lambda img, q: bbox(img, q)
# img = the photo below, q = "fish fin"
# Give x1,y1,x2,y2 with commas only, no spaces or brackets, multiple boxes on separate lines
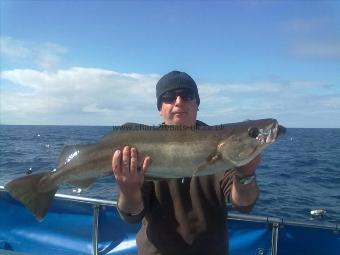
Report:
67,177,97,189
101,123,151,142
5,172,58,221
58,144,92,167
194,153,222,176
115,122,154,131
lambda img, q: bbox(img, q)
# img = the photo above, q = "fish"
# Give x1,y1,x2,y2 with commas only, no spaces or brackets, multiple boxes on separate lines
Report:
5,118,285,220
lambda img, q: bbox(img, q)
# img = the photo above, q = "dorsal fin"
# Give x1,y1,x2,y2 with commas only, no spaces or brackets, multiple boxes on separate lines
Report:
100,123,152,142
121,122,151,130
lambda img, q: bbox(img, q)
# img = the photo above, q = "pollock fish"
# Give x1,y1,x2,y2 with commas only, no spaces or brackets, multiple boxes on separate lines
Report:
5,118,285,220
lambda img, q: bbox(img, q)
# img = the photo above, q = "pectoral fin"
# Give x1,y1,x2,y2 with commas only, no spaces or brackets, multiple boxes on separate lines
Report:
194,153,222,176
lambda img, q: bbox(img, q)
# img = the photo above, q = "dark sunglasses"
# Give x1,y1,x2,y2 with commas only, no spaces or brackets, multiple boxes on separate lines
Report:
161,90,195,104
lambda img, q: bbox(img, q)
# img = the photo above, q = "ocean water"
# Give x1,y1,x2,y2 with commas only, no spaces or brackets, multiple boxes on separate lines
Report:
0,125,339,224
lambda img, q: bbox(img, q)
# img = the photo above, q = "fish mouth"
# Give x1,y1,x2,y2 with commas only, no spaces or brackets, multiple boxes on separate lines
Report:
242,122,282,160
253,121,285,145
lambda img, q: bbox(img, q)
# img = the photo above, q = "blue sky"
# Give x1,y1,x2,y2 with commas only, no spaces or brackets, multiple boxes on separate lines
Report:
1,0,339,127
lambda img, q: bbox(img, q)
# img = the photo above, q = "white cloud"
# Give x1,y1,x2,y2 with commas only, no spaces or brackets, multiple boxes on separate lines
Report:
290,41,340,59
0,36,67,69
0,68,161,125
285,17,329,34
1,67,339,127
283,16,340,59
0,37,31,59
317,95,340,109
36,42,67,69
82,103,111,113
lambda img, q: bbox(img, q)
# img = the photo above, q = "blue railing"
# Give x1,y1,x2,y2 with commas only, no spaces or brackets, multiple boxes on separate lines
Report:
0,186,339,255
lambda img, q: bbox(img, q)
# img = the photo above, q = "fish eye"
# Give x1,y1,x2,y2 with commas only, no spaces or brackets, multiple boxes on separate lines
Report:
248,127,259,138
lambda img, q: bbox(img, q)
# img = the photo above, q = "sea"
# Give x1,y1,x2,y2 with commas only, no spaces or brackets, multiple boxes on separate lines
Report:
0,125,339,224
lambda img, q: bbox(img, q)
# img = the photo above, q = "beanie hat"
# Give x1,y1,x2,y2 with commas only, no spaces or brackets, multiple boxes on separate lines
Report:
156,70,200,110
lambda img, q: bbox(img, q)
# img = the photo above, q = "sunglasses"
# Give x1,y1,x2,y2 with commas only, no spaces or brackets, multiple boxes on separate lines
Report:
161,90,195,104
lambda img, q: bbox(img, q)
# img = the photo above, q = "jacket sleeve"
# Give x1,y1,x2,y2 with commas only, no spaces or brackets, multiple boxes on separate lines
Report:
219,168,236,202
117,207,145,224
117,181,154,224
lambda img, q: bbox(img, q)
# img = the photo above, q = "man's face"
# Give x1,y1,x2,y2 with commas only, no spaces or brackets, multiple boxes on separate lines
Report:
159,89,198,127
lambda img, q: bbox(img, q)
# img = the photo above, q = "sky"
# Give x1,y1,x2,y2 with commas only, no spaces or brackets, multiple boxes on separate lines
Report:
0,0,339,128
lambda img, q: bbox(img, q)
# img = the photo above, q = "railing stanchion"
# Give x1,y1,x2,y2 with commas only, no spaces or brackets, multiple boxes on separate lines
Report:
271,223,279,255
92,204,100,255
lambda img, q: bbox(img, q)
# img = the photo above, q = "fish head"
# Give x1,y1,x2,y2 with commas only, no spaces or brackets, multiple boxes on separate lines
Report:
217,119,285,166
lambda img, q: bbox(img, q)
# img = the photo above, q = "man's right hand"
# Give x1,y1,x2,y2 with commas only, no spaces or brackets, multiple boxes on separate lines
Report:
112,146,151,214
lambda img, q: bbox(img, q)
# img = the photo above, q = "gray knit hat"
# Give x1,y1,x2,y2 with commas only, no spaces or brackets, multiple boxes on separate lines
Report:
156,70,200,110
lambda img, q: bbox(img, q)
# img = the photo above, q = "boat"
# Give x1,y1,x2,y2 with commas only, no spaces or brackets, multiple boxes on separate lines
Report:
0,186,339,255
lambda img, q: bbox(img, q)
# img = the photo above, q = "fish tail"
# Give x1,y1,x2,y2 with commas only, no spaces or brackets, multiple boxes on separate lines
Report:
5,172,58,221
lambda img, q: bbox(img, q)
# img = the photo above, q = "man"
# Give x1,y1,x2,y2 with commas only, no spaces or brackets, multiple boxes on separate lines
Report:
112,71,260,255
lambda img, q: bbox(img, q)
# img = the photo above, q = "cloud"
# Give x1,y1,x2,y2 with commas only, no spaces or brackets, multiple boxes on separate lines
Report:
285,17,329,34
0,37,31,59
1,67,339,127
283,17,340,59
0,36,67,69
290,41,340,59
317,94,340,109
0,68,161,125
198,78,340,126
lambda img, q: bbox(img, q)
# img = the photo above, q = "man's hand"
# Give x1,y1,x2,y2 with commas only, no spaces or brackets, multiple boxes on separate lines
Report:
112,146,151,214
112,146,151,195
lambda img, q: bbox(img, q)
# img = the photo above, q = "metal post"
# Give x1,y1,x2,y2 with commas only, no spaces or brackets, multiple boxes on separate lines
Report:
92,204,100,255
271,223,279,255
